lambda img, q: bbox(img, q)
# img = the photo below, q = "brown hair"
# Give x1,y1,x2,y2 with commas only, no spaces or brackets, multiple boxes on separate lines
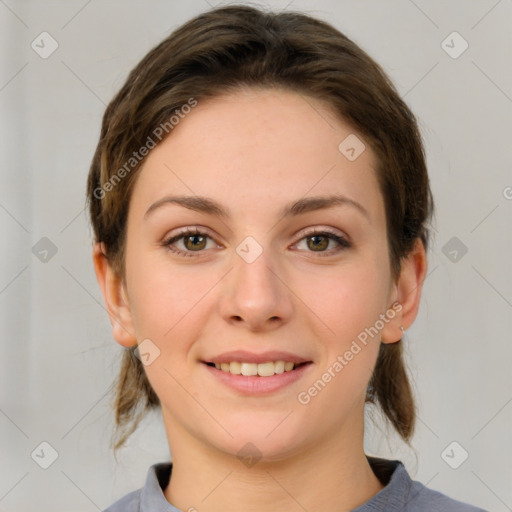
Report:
87,4,433,451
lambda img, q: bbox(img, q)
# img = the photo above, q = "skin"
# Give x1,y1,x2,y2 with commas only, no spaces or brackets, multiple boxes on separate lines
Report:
94,87,427,512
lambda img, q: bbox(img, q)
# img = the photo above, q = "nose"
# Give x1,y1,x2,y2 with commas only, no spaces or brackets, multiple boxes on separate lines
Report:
218,244,294,332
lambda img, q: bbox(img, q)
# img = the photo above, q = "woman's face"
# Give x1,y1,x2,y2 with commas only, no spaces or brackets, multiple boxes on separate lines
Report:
119,87,402,460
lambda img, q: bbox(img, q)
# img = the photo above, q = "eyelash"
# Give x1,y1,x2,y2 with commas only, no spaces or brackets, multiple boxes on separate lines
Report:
162,227,351,258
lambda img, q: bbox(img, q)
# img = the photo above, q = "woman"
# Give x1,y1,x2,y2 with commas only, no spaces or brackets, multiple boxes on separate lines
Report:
88,4,486,511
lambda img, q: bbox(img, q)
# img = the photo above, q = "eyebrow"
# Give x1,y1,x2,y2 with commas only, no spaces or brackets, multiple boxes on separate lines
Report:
144,194,370,222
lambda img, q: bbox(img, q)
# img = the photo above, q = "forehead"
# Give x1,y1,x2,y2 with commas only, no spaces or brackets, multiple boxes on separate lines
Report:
129,87,384,223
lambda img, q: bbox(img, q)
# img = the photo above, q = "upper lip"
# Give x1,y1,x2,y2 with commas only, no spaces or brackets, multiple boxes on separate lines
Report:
203,350,311,365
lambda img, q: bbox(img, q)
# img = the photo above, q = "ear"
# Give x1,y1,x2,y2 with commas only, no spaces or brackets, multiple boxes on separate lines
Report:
381,238,428,344
92,242,137,348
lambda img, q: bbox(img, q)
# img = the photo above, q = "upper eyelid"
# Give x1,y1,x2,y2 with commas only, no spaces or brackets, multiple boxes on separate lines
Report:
164,226,349,248
165,225,346,239
164,226,219,244
300,226,347,238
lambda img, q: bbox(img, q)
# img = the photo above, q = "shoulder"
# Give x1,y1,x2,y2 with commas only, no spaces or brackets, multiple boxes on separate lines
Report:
406,480,486,512
101,462,173,512
405,479,488,511
102,488,141,512
365,456,488,512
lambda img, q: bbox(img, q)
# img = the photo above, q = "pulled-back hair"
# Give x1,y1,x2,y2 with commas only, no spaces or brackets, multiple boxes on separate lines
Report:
87,4,433,451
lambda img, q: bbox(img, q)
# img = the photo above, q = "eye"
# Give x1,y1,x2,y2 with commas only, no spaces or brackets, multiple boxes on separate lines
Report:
294,228,351,255
162,227,351,258
162,228,217,257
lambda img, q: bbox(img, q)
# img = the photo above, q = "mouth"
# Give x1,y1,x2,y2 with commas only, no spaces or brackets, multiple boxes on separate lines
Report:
204,360,310,377
201,350,313,394
201,354,313,395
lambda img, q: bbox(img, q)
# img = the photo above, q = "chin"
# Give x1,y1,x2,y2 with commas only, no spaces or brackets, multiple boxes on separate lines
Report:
209,413,310,462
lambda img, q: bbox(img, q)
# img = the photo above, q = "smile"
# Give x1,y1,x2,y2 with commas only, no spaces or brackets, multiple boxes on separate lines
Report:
206,360,303,377
203,360,313,395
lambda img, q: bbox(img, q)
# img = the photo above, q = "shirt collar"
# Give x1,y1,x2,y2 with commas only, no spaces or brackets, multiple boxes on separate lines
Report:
352,456,411,511
140,456,410,511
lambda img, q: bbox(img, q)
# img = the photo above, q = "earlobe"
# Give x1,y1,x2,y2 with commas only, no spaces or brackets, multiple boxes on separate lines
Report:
92,243,138,348
381,239,428,344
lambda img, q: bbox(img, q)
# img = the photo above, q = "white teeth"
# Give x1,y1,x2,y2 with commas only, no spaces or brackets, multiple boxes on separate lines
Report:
241,362,258,376
284,361,294,372
214,360,298,376
257,362,275,377
274,361,285,374
229,361,242,375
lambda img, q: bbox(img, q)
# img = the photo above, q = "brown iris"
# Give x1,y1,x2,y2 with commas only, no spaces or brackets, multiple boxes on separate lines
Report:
307,234,329,251
184,234,207,251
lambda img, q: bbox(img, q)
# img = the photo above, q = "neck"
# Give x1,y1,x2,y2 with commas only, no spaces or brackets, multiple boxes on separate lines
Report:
163,416,384,512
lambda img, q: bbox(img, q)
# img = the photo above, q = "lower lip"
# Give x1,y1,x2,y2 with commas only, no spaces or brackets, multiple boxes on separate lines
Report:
203,362,313,395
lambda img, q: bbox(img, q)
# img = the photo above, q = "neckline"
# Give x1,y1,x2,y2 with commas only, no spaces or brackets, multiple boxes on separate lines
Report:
142,456,409,511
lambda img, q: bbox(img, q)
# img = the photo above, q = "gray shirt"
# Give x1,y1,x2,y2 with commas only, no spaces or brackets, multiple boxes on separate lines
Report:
103,456,488,511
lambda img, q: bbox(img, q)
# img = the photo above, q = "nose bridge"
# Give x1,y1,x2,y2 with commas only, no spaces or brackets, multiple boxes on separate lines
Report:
221,234,292,327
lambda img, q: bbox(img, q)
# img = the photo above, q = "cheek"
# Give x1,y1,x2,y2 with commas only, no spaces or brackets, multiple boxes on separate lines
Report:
125,252,220,365
126,247,194,334
309,259,390,342
296,263,386,418
125,262,212,394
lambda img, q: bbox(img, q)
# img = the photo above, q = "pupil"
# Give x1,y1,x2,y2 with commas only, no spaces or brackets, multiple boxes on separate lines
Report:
187,235,205,250
309,235,327,251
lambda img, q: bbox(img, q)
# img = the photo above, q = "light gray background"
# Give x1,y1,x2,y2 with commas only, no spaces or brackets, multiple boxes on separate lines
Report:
1,1,511,511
